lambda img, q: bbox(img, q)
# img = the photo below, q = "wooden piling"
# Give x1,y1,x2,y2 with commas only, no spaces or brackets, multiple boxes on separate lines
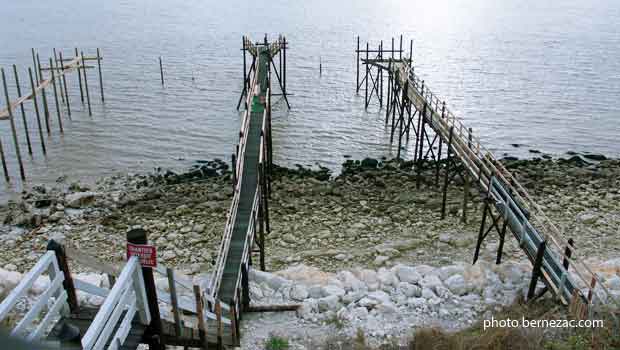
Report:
58,51,71,116
31,49,39,84
527,240,547,300
36,53,51,133
2,68,26,180
356,36,360,93
473,198,489,264
159,57,165,86
81,51,92,116
441,127,454,219
13,65,33,155
0,137,9,182
242,36,247,90
96,48,104,102
283,36,287,95
496,220,508,264
416,103,427,189
399,34,403,60
74,48,84,103
230,300,239,346
28,68,46,155
49,58,63,133
364,42,369,109
126,228,163,350
53,49,66,104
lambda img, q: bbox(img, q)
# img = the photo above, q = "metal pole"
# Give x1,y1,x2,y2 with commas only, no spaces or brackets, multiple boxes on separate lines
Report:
81,51,92,116
13,65,32,155
49,58,63,133
2,68,26,180
96,48,104,102
28,68,46,155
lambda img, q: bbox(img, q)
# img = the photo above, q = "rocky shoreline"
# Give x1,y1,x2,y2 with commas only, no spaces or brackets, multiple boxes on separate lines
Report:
1,153,619,347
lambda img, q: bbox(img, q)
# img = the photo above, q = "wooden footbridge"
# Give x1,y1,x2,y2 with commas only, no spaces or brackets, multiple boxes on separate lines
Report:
0,35,287,349
357,35,619,319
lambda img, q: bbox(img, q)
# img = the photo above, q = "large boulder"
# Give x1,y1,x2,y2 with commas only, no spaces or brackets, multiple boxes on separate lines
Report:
317,295,340,312
392,265,422,284
444,275,468,296
289,284,309,301
419,275,444,293
249,269,288,291
377,268,399,287
65,192,98,208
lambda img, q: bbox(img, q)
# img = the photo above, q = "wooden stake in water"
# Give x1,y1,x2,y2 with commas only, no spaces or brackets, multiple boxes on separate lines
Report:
13,65,32,155
96,48,104,102
31,48,39,84
36,53,51,133
49,58,63,133
28,68,46,155
58,51,71,117
54,49,66,104
2,68,26,180
159,56,164,86
81,51,92,116
75,48,84,103
0,135,8,182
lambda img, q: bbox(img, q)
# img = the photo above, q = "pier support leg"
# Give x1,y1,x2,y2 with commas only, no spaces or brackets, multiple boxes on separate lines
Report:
13,65,33,155
496,220,508,264
58,52,71,117
2,68,26,180
473,198,489,264
441,127,454,219
49,59,63,133
416,103,426,189
527,240,547,301
97,48,104,102
75,48,84,103
81,51,92,116
28,68,46,155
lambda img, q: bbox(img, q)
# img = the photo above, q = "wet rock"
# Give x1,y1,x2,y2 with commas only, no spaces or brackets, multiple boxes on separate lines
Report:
65,192,97,208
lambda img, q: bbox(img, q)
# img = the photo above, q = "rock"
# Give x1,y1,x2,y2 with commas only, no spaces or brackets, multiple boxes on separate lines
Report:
374,255,390,266
444,275,468,296
605,276,620,290
250,269,288,291
323,285,346,298
162,251,176,260
308,285,325,299
290,284,309,301
356,269,379,289
367,290,391,305
360,158,379,168
48,211,65,222
419,275,443,293
298,299,318,319
349,306,369,320
337,271,366,291
583,154,607,161
375,301,398,314
398,282,421,298
421,287,438,300
413,265,435,277
317,295,340,312
578,213,598,225
393,265,422,284
4,263,18,272
65,192,98,208
377,268,398,287
438,265,465,281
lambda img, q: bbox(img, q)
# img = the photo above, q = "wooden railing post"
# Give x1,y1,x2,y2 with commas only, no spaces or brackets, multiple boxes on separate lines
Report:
193,285,209,349
127,228,164,350
166,268,182,338
215,300,223,350
46,240,79,314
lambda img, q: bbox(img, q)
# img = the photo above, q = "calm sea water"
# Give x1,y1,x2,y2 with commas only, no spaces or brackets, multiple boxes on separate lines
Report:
1,0,619,201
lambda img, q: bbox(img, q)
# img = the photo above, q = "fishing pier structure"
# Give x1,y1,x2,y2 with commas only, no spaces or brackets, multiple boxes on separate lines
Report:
0,35,287,349
356,35,619,319
0,48,105,182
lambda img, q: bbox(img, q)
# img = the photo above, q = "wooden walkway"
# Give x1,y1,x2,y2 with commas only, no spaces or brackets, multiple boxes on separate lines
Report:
359,46,619,318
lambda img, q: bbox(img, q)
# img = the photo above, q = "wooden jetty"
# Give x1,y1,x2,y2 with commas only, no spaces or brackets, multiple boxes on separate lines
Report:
356,35,620,320
0,35,288,349
0,48,104,182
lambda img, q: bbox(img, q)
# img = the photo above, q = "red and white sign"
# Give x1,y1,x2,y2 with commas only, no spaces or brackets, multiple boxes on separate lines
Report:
126,243,157,268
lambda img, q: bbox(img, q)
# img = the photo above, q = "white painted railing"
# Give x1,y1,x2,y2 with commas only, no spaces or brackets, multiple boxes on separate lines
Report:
0,251,69,342
81,256,151,350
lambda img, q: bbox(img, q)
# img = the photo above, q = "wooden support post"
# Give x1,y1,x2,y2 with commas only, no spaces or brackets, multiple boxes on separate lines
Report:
283,36,287,95
232,152,237,190
0,135,8,182
230,299,239,346
435,138,442,188
28,68,46,155
193,285,209,350
563,238,575,270
81,51,92,116
159,57,165,86
47,240,79,313
399,34,403,59
75,48,84,103
356,36,360,93
473,199,489,264
127,228,163,350
242,36,247,90
496,220,508,264
241,264,250,311
58,51,71,117
31,49,39,84
53,49,65,104
409,39,413,65
528,240,547,300
13,65,33,155
96,48,104,102
440,127,454,219
364,42,369,109
385,61,392,124
396,80,408,160
416,103,427,189
166,268,182,338
379,41,383,107
49,58,63,133
215,300,223,350
462,128,473,223
2,68,26,180
36,54,51,134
